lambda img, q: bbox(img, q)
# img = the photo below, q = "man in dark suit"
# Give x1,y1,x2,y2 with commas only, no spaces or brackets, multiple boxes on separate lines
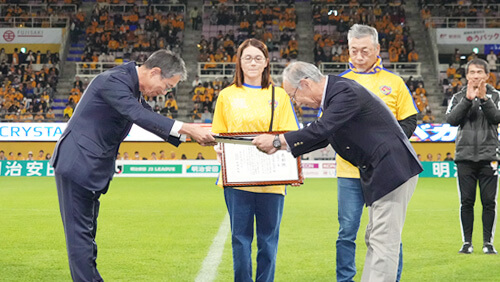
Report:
51,50,215,281
253,61,422,282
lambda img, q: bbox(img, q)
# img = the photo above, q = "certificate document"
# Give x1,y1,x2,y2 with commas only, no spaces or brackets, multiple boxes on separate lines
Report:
220,132,303,186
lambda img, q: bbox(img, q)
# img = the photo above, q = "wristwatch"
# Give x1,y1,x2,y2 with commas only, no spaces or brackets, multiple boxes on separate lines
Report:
273,134,281,149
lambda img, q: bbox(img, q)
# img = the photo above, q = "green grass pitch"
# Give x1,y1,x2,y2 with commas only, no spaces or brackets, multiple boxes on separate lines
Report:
1,177,499,281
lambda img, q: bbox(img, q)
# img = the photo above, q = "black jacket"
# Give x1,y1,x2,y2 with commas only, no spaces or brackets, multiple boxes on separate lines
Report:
285,75,422,206
446,84,500,162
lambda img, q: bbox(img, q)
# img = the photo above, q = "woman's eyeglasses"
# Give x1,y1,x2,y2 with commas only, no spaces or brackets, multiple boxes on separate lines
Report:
241,55,265,64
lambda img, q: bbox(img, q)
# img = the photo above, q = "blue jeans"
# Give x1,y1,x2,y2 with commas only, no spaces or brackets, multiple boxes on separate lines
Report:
224,188,285,282
336,178,403,282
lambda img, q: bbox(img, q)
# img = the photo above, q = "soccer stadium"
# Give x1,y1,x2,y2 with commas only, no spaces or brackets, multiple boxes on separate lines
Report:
1,0,500,281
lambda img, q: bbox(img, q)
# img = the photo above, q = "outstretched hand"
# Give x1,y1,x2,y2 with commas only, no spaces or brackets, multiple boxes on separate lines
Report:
179,123,217,146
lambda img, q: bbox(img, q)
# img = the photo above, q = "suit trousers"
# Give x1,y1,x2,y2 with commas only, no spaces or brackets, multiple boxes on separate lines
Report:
361,175,418,282
55,173,104,282
336,177,403,282
456,161,498,244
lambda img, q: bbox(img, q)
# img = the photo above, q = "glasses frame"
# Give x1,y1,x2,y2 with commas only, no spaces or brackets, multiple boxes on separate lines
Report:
241,55,265,64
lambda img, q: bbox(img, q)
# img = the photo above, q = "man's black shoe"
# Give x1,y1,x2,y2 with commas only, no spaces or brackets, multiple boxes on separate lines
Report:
458,242,473,254
483,243,497,255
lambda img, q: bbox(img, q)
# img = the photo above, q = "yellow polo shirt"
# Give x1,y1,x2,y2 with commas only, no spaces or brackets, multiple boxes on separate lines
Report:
212,83,299,195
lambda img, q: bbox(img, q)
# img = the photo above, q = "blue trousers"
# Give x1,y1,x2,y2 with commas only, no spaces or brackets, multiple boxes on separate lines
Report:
336,178,403,282
55,173,104,282
224,188,285,282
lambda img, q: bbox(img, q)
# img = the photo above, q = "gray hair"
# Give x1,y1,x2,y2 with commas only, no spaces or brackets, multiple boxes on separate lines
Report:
144,49,187,81
282,61,325,88
347,24,379,46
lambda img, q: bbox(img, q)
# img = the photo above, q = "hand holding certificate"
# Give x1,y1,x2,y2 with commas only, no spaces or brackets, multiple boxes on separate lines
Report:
219,132,303,186
214,135,254,145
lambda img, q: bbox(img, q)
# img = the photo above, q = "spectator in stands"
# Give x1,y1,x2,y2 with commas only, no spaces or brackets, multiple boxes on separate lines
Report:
191,75,201,89
74,77,83,92
63,103,73,120
133,151,140,160
422,109,435,124
150,152,157,160
487,70,497,87
12,48,19,66
443,88,454,107
34,112,45,122
36,150,45,161
211,38,299,282
16,152,24,160
467,52,477,62
45,108,55,120
158,150,166,160
168,151,177,160
446,64,457,80
408,49,419,62
201,106,212,123
202,96,213,113
335,24,418,282
487,50,497,72
426,153,433,162
0,48,7,64
191,103,202,120
0,150,6,160
444,152,454,161
26,151,34,161
163,94,178,118
195,152,204,160
416,83,427,96
190,7,200,30
436,153,442,162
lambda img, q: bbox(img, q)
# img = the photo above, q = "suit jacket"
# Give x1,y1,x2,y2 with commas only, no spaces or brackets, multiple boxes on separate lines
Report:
285,75,422,205
51,62,180,191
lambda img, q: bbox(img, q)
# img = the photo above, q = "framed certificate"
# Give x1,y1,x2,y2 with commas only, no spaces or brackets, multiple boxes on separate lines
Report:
220,132,303,186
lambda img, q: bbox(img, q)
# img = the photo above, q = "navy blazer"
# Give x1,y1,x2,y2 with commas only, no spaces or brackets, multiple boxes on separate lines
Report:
51,62,180,191
285,75,422,205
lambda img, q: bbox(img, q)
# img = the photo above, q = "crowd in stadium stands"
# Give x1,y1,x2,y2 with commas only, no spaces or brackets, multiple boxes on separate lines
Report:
0,3,80,27
419,1,500,28
189,76,230,122
0,47,60,121
0,149,51,161
198,2,298,73
80,2,185,70
403,75,433,123
312,1,416,65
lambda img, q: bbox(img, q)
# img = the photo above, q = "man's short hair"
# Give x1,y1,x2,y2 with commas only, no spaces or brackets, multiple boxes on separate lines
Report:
283,61,325,89
466,58,489,75
144,49,187,81
348,24,379,46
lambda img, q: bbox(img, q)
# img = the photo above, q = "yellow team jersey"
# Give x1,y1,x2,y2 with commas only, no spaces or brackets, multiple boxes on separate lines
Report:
336,57,418,178
212,83,299,195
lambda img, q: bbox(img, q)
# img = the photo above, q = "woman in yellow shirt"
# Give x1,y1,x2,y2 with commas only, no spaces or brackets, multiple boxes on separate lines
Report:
212,39,299,282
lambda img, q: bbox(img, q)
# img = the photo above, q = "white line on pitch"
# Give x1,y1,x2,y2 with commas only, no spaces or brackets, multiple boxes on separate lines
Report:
195,212,230,282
